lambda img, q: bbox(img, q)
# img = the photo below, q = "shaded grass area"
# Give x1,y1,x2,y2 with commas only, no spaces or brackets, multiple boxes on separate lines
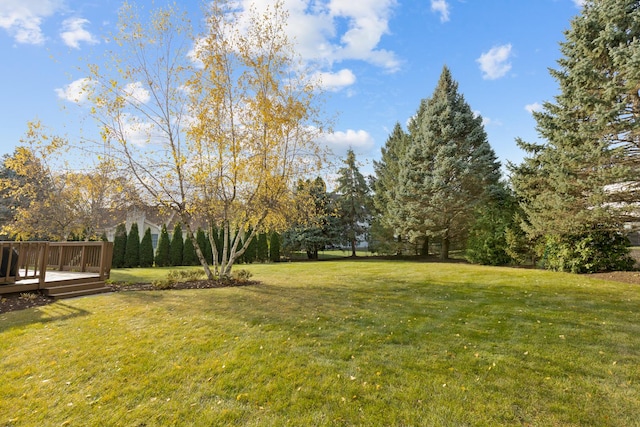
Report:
1,260,639,426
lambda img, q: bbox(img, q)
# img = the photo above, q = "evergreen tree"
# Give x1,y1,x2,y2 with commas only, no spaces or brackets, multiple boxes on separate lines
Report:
465,183,519,266
112,223,127,268
124,222,140,268
509,0,639,272
243,227,257,263
170,223,184,266
257,232,269,262
285,177,338,259
270,231,281,262
196,227,212,264
372,123,411,255
155,224,171,267
139,227,154,267
335,149,371,257
392,66,501,260
183,233,197,266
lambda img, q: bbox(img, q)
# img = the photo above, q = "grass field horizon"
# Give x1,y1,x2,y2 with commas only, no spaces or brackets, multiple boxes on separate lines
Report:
2,260,639,426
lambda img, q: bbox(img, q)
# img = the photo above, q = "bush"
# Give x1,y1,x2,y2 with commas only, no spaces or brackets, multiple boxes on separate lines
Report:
112,223,127,268
270,232,281,262
124,222,140,268
155,224,171,267
542,228,635,273
232,269,253,282
183,234,197,266
170,223,184,266
140,228,154,268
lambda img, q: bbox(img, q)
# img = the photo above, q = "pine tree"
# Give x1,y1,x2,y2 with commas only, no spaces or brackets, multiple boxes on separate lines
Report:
170,223,184,266
465,183,519,266
393,66,501,260
124,222,140,268
155,224,171,267
286,177,338,259
257,232,269,262
183,234,197,266
372,122,410,255
509,0,639,272
139,227,154,267
335,149,371,257
112,223,127,268
269,232,281,262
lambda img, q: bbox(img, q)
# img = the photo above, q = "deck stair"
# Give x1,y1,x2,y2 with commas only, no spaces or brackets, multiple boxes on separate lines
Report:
42,277,112,299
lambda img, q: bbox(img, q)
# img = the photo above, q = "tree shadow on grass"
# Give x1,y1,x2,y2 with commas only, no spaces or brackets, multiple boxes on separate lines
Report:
0,302,91,333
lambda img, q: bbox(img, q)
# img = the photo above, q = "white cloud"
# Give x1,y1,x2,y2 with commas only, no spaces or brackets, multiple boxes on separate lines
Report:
477,44,513,80
318,129,375,155
233,0,401,72
525,102,543,114
431,0,450,23
55,77,94,104
313,69,356,91
60,17,98,49
573,0,586,7
123,82,151,105
0,0,62,45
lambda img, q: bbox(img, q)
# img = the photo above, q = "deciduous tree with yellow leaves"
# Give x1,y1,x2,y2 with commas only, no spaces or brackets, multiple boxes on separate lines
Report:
86,0,328,278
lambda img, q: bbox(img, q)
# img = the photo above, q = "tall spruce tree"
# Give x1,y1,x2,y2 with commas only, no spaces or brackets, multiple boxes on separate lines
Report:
371,122,410,255
155,224,171,267
124,222,140,268
509,0,639,272
170,223,184,266
393,66,501,260
335,149,371,257
139,227,155,267
112,223,127,268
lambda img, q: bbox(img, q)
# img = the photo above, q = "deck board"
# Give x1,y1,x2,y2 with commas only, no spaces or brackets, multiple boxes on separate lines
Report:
0,271,102,294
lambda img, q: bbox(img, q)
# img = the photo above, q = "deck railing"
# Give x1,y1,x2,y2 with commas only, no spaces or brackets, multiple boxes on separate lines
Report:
0,241,113,287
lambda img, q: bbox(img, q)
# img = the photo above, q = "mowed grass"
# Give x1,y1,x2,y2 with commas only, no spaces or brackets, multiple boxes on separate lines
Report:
1,260,639,426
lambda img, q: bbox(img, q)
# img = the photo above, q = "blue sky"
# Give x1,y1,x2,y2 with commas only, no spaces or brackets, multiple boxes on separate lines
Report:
0,0,585,176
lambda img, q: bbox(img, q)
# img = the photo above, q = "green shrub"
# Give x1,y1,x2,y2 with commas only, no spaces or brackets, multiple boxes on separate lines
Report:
183,234,197,266
270,232,281,262
112,223,127,268
232,269,253,282
124,223,140,268
542,228,635,273
155,224,171,267
139,228,154,268
170,223,184,266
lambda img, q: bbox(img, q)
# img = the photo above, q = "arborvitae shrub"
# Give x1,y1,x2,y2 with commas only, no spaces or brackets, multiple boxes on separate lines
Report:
183,234,198,266
257,232,268,262
140,227,155,267
196,227,211,264
124,222,140,268
170,223,184,266
155,224,171,267
112,223,127,268
270,232,281,262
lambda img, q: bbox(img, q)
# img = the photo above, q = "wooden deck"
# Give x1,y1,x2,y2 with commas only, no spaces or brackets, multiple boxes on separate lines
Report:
0,242,114,299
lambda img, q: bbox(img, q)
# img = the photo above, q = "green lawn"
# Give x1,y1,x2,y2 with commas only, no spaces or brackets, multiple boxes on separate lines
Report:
2,260,639,426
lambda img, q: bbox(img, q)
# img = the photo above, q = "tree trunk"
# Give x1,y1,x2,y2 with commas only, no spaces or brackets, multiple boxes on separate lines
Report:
441,236,450,260
351,239,357,257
